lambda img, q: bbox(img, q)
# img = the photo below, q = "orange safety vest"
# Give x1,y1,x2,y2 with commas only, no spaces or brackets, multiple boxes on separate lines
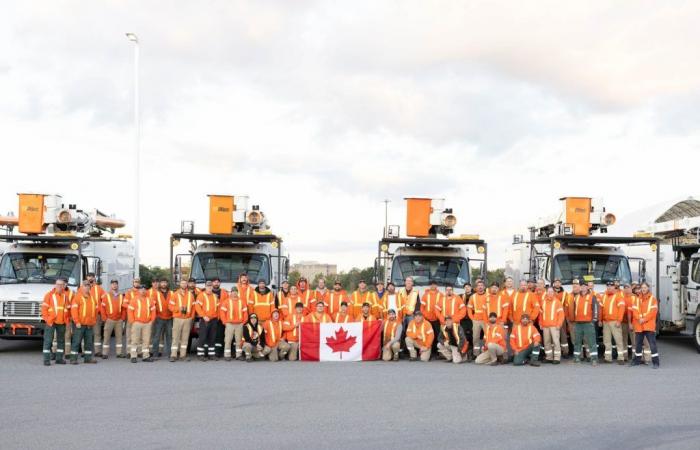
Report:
407,320,434,347
101,292,125,321
220,297,248,324
128,296,154,323
333,311,354,323
264,319,284,347
169,290,195,319
153,290,173,320
327,291,348,316
283,312,303,342
510,324,540,352
71,293,98,326
600,292,625,322
196,292,219,319
539,297,564,328
467,293,488,321
420,289,443,322
250,291,274,321
398,289,419,316
573,294,594,322
383,320,399,343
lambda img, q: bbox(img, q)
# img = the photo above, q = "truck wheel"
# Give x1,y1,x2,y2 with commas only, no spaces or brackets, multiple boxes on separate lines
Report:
694,317,700,354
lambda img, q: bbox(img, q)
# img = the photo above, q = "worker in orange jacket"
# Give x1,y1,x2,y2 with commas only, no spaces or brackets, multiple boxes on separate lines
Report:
312,278,331,313
467,280,488,356
220,288,248,361
195,281,220,360
100,279,127,359
123,278,141,357
397,277,420,350
70,280,99,364
599,281,627,364
350,279,378,318
263,309,290,361
303,301,333,323
211,277,230,358
539,286,565,364
242,314,265,362
358,302,378,322
437,316,469,363
621,283,648,362
168,279,195,361
236,273,253,305
475,313,507,365
381,309,403,361
405,312,434,362
552,278,571,357
150,278,173,359
85,273,106,357
279,285,302,319
41,278,71,365
333,302,354,323
249,279,275,323
127,284,156,363
572,284,599,365
282,302,305,360
510,313,541,366
486,282,510,326
510,280,540,325
420,280,443,353
327,281,349,317
631,282,660,368
438,285,467,324
297,277,315,312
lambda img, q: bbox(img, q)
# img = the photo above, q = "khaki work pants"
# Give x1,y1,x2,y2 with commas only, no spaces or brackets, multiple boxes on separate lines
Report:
242,342,265,359
437,343,465,364
405,337,431,361
287,342,299,361
130,322,152,359
93,316,103,355
543,327,562,362
223,323,244,358
382,342,400,361
475,344,504,365
472,320,485,355
171,318,193,359
102,319,125,356
603,321,625,361
559,321,570,356
264,341,291,361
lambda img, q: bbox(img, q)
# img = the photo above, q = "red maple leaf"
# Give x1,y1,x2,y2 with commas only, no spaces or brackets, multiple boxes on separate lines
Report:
325,327,357,359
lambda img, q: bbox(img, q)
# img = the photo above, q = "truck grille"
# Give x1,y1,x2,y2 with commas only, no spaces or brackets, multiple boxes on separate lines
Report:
3,301,40,318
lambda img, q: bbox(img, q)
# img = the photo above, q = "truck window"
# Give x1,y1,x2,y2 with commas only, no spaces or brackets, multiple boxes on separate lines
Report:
0,253,80,286
692,259,700,284
553,254,631,285
190,253,270,284
391,256,469,287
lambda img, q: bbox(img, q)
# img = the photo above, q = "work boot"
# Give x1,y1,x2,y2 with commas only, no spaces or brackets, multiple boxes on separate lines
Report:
198,356,206,362
224,357,232,362
50,353,56,361
85,359,97,364
573,358,581,364
117,353,126,358
617,360,626,366
246,356,252,363
56,359,66,365
652,363,660,369
552,360,560,365
94,352,102,358
183,356,191,362
409,357,417,362
591,359,598,367
143,357,153,362
102,354,109,359
44,360,51,366
236,354,244,361
70,359,79,365
393,354,399,362
530,360,541,367
169,356,177,362
131,357,138,363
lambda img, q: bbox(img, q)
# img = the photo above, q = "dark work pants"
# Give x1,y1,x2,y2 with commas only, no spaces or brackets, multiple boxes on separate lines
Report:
71,324,94,362
634,331,660,366
429,320,440,355
197,319,218,357
43,324,66,363
150,318,173,357
214,320,225,357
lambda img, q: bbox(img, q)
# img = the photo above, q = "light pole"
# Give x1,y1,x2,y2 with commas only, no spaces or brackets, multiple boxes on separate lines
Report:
383,199,390,238
126,32,140,278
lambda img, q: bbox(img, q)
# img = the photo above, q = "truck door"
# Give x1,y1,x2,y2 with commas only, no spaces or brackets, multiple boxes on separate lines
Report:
173,254,192,283
83,256,103,283
628,257,646,283
688,257,700,317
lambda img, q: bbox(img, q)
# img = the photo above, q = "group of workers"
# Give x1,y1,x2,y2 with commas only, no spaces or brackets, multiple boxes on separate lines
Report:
39,272,660,368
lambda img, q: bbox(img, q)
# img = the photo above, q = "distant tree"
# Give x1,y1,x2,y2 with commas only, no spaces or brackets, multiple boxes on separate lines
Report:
139,265,171,287
287,270,301,287
471,267,505,286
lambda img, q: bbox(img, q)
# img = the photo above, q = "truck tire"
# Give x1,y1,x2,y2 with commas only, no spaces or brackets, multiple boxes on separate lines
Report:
694,317,700,354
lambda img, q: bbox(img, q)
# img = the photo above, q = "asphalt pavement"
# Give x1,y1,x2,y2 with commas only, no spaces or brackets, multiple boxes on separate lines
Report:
1,335,699,450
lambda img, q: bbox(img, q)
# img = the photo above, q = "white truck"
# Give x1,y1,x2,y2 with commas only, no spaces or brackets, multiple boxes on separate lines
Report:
375,197,487,296
0,193,134,339
505,197,659,296
625,200,700,351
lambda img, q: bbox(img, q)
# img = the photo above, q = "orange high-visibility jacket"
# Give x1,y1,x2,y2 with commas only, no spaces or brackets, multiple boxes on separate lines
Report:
439,323,468,353
219,297,248,324
278,293,301,318
510,323,541,353
326,291,349,317
438,295,467,324
560,291,575,322
333,311,354,323
128,295,155,323
168,290,195,319
510,291,540,323
486,294,510,324
282,312,304,342
123,287,139,308
71,293,98,326
237,282,253,304
298,288,315,311
632,293,658,333
249,291,274,322
303,312,333,323
372,293,387,319
573,293,595,322
358,313,377,322
600,292,626,322
420,289,444,322
383,320,400,344
89,284,106,311
467,293,488,322
152,289,173,320
41,289,71,326
398,288,419,317
484,323,506,350
623,294,637,323
195,292,220,320
406,319,434,348
263,318,284,347
100,292,126,321
350,291,377,318
311,289,330,312
539,297,565,328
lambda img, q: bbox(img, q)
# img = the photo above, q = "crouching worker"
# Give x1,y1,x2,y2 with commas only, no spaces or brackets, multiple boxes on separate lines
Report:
475,312,506,365
263,309,290,361
381,309,402,361
281,303,305,360
405,312,434,362
242,314,265,362
437,316,469,363
510,313,541,366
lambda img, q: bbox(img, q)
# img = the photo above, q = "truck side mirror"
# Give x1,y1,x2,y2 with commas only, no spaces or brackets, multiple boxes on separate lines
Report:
680,260,690,277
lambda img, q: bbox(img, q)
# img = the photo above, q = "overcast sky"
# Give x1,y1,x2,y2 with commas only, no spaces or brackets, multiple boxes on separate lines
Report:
2,1,699,270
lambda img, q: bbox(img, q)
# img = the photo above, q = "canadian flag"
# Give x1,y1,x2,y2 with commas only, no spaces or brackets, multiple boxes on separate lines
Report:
299,321,382,361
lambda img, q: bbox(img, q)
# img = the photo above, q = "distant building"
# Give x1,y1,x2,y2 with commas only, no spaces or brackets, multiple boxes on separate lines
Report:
291,261,337,281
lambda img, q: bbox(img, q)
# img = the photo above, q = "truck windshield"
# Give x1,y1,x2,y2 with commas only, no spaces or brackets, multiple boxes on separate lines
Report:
190,253,270,284
391,256,469,287
0,253,80,286
553,254,631,285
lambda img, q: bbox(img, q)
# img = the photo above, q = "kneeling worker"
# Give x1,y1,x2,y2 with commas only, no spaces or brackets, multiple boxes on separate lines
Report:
437,315,469,363
510,313,541,366
475,312,506,365
381,309,402,361
242,314,265,362
263,309,290,361
405,312,434,362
